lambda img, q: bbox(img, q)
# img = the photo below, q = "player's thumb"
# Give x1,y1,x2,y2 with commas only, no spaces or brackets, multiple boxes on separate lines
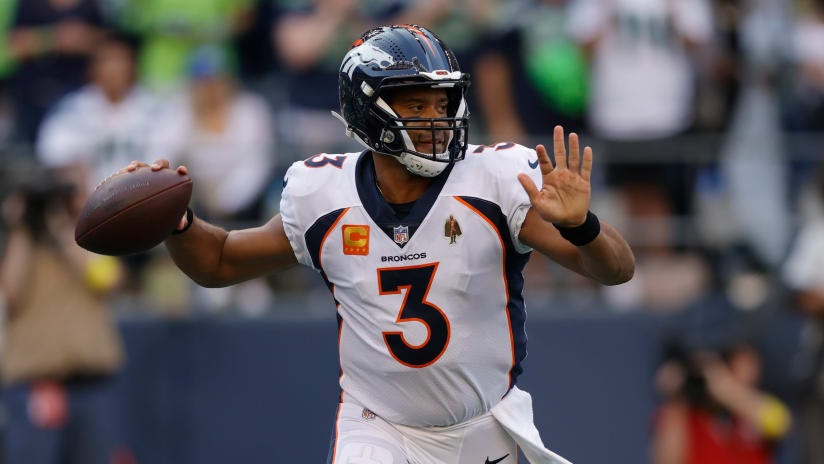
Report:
517,173,539,203
177,211,189,231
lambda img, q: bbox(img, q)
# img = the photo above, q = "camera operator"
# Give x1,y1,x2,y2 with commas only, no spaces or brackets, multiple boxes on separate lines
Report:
650,343,792,464
0,167,126,464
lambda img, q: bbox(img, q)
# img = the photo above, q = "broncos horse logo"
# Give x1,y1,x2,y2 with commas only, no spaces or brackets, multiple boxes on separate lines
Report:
341,43,396,78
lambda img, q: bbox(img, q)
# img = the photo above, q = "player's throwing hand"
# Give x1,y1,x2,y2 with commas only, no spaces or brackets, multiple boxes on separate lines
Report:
517,125,593,227
117,159,190,231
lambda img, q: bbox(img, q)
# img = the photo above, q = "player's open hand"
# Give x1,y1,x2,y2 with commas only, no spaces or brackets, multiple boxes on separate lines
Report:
517,126,592,227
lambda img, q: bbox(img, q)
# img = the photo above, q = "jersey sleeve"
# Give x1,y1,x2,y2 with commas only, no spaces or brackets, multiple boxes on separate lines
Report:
279,161,316,270
278,155,356,271
489,144,543,255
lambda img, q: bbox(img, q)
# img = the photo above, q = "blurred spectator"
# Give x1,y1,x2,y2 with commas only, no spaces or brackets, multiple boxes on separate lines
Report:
567,0,713,216
782,173,824,464
785,0,824,131
0,167,126,464
119,0,254,92
233,0,280,82
474,0,588,142
36,32,166,192
567,0,713,140
651,343,792,464
694,0,744,131
717,0,793,270
7,0,104,144
0,0,21,145
0,0,17,78
35,32,167,298
153,45,276,315
157,45,274,223
602,183,711,312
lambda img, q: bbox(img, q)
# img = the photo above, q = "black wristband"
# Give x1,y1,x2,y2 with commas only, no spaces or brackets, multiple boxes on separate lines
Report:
172,207,194,235
554,211,600,246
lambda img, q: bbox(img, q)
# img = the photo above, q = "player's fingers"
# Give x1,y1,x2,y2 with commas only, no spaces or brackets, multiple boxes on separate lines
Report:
568,133,580,172
176,165,188,175
124,160,147,172
535,144,554,175
517,173,540,203
581,146,593,182
176,211,189,231
150,159,170,171
553,125,567,170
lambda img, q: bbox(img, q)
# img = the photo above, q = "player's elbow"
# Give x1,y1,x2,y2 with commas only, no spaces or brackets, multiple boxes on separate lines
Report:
195,277,223,289
189,271,232,289
599,257,635,286
610,266,635,286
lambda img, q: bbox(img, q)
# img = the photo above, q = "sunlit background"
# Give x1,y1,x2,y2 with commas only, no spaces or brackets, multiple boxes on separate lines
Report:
0,0,822,462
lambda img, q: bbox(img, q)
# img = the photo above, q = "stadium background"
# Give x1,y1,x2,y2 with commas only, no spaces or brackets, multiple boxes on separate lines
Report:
0,0,822,462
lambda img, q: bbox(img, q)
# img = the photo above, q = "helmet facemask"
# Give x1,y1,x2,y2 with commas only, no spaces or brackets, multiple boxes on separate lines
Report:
369,80,470,177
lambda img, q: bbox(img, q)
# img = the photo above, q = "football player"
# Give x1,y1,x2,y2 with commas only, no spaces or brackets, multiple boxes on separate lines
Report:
124,25,634,464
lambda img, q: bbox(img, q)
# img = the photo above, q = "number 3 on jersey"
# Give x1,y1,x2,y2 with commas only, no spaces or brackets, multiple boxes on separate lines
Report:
378,263,450,368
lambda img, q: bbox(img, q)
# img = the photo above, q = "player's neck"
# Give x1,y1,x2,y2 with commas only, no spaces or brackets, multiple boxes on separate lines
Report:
372,152,433,204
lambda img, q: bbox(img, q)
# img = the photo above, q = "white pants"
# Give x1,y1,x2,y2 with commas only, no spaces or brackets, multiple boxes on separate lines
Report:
327,387,573,464
327,402,517,464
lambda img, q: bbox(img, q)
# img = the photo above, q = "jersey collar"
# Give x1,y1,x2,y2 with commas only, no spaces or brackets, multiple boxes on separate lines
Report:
355,151,454,247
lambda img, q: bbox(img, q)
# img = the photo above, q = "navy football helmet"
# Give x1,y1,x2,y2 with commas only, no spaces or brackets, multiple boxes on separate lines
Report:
333,25,470,177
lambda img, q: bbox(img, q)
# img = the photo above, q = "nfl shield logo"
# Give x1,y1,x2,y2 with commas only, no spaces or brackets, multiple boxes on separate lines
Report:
393,225,409,245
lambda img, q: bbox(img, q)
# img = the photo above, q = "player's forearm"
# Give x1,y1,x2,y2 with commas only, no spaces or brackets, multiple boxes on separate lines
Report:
164,215,231,288
165,213,297,288
578,221,635,286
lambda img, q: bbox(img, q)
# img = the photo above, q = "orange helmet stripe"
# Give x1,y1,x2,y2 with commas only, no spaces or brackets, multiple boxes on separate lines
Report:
395,24,436,55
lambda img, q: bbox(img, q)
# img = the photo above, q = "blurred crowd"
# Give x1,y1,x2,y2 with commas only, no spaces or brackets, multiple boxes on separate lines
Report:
0,0,817,311
0,0,822,462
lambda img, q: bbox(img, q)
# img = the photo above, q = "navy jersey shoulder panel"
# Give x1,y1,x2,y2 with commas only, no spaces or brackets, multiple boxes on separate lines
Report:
355,151,455,247
458,196,530,389
305,208,348,271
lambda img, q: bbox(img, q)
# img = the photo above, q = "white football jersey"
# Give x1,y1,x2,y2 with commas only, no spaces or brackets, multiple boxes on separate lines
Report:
280,143,543,427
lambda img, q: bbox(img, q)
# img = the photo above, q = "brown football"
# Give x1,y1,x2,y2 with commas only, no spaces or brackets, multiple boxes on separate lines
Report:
75,167,193,255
